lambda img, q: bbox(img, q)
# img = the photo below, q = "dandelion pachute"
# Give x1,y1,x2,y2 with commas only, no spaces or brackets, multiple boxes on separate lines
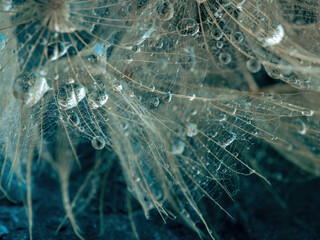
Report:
0,0,319,239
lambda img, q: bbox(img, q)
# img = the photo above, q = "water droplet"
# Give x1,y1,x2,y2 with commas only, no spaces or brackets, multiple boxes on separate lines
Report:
221,132,236,148
232,31,244,43
301,109,314,116
0,33,6,51
223,27,232,37
46,42,72,61
171,140,186,155
13,72,51,106
121,122,128,131
134,177,141,183
156,1,175,21
256,24,284,47
150,83,155,92
67,113,80,126
189,94,196,101
246,58,261,73
177,18,199,36
150,97,160,107
211,28,223,40
91,136,106,150
131,45,140,52
179,50,195,70
219,53,231,65
191,109,197,116
87,54,99,63
163,92,172,103
219,114,226,122
186,123,198,137
57,83,86,109
112,83,122,92
216,40,224,49
294,119,307,135
87,89,108,109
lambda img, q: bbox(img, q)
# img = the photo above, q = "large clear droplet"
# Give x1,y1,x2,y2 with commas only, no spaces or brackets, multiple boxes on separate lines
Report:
13,72,51,107
57,83,86,109
87,89,108,109
256,24,284,47
177,18,199,36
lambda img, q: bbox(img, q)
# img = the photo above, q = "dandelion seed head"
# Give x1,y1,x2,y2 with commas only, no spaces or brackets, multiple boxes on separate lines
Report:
1,0,320,239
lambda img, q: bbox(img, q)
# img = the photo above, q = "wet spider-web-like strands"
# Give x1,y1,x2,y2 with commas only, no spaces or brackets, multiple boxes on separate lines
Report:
0,0,320,239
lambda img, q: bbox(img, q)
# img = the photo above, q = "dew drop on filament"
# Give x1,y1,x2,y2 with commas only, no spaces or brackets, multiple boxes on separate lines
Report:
57,83,86,109
221,132,236,148
87,89,108,109
67,113,80,126
301,109,314,117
